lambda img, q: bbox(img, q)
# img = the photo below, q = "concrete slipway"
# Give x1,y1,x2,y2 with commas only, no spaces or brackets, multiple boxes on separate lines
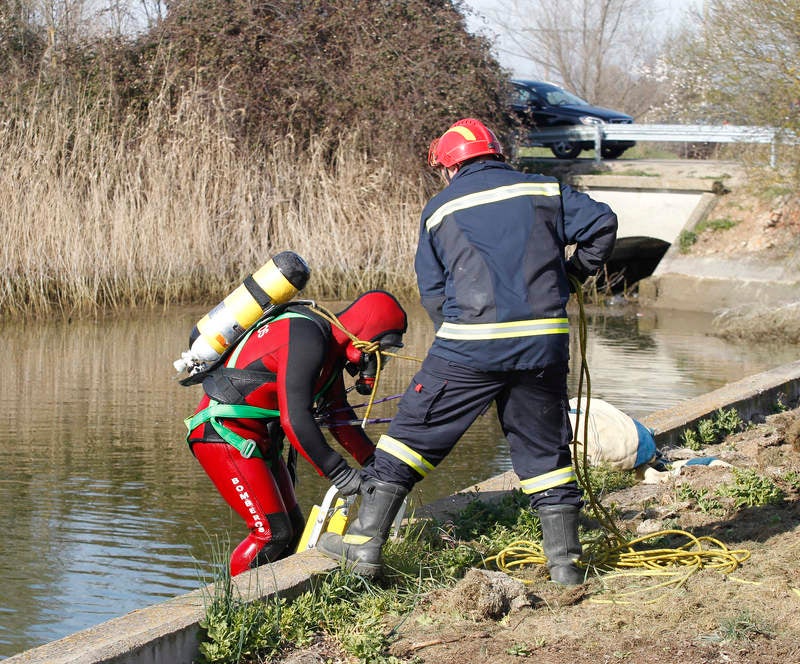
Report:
8,358,800,664
9,163,800,663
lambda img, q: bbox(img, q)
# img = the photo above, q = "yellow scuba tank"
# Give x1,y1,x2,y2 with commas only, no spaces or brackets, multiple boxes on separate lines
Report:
173,250,311,378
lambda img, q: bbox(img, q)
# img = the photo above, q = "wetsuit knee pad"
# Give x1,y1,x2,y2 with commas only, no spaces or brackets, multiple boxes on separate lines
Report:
252,511,295,566
230,511,296,574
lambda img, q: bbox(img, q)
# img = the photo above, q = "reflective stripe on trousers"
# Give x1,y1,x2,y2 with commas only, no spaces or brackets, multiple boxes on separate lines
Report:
376,434,435,478
519,466,578,494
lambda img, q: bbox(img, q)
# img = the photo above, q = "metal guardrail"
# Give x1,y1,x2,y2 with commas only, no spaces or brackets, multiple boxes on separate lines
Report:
522,123,798,166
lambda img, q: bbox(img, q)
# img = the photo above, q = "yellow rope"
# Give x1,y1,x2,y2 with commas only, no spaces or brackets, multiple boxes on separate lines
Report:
485,520,752,602
483,277,753,602
307,302,422,426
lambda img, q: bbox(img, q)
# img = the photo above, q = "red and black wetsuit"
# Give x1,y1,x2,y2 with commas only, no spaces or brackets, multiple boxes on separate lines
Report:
186,291,407,575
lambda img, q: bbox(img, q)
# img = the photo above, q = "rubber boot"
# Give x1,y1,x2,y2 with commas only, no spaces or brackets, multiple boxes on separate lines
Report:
316,477,408,578
538,504,585,585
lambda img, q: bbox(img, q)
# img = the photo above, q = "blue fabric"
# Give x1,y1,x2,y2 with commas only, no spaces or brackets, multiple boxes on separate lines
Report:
684,456,720,466
633,420,657,467
415,160,618,371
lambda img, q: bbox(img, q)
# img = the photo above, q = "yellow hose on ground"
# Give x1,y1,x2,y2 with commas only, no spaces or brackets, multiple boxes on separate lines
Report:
484,277,753,603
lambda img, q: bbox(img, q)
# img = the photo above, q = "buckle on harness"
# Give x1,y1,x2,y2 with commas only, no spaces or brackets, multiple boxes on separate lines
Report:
240,439,257,458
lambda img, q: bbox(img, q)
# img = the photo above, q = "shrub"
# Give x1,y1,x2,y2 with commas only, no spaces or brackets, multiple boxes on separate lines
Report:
138,0,510,167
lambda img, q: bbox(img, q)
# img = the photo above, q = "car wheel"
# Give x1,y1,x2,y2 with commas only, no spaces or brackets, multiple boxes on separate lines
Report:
550,141,582,159
600,145,627,160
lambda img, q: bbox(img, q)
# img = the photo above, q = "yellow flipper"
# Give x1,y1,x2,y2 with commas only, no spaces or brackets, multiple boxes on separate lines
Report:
295,487,352,552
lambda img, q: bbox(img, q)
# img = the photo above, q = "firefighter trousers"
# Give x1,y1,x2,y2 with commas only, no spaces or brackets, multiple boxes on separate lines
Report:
366,353,583,508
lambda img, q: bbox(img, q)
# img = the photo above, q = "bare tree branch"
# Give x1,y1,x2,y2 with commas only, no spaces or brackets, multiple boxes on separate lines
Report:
483,0,666,114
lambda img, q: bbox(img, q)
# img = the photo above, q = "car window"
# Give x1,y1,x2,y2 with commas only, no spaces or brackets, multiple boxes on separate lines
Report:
543,87,589,107
511,86,533,105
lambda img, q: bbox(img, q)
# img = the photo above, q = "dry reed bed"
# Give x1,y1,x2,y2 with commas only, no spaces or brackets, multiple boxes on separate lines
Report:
0,93,424,318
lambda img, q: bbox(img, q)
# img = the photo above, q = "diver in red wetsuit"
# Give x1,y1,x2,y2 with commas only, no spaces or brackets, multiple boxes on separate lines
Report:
185,290,407,575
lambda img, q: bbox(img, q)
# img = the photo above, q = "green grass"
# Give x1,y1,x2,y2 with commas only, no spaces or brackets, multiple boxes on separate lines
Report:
195,489,551,663
675,467,784,515
717,468,785,508
695,217,739,233
580,464,638,496
196,446,791,662
678,229,698,253
679,218,740,254
675,484,725,515
716,610,775,644
680,408,745,450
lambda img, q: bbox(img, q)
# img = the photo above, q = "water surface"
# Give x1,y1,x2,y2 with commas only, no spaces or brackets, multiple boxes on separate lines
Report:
0,301,795,658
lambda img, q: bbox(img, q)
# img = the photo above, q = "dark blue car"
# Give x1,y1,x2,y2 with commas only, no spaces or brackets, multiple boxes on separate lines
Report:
508,79,635,159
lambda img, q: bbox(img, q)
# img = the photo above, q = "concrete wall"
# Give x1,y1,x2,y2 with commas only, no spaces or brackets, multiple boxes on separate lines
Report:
573,174,717,244
8,359,800,664
628,172,800,312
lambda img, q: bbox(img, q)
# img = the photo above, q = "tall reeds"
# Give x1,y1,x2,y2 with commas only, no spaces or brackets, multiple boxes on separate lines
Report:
0,87,427,318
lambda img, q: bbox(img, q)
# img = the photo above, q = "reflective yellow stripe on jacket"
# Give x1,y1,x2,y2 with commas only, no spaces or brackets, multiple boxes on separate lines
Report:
436,318,569,341
519,466,577,494
377,434,435,478
426,181,561,232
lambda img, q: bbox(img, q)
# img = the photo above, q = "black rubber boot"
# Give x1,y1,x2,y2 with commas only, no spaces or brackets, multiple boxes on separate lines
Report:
316,477,408,578
538,504,585,585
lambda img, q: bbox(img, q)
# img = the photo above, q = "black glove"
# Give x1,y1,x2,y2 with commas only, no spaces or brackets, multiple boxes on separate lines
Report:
329,465,362,496
566,256,591,293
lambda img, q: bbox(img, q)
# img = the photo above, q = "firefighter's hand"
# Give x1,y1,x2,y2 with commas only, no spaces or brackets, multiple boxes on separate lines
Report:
566,258,590,293
330,466,362,496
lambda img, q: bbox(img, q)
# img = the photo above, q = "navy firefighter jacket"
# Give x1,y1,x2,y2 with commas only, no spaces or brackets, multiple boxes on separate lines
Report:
415,159,618,372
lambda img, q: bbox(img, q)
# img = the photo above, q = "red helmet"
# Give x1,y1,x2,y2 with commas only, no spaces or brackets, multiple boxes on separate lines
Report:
335,291,408,364
427,118,504,169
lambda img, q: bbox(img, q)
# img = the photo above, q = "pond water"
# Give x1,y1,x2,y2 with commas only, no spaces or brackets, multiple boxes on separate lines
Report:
0,300,796,658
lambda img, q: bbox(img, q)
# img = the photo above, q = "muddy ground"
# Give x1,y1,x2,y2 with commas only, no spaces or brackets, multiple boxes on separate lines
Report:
280,406,800,664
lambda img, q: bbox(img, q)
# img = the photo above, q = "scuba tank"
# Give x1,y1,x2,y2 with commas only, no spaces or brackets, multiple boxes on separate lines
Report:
173,251,311,381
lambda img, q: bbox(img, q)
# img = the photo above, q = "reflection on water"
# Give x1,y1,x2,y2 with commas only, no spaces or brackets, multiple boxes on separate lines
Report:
0,301,796,658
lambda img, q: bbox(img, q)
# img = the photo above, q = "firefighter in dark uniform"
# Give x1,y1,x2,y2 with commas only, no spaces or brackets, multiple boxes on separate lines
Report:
319,118,618,583
186,290,407,576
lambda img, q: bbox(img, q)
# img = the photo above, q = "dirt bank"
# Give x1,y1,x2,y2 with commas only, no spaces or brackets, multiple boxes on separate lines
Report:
277,407,800,664
676,177,800,341
385,408,800,664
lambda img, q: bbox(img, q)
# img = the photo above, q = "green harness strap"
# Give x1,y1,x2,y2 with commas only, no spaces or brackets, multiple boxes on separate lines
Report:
185,402,281,459
184,310,336,460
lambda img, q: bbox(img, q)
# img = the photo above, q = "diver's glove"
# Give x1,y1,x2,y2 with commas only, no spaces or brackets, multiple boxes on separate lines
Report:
329,465,362,496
